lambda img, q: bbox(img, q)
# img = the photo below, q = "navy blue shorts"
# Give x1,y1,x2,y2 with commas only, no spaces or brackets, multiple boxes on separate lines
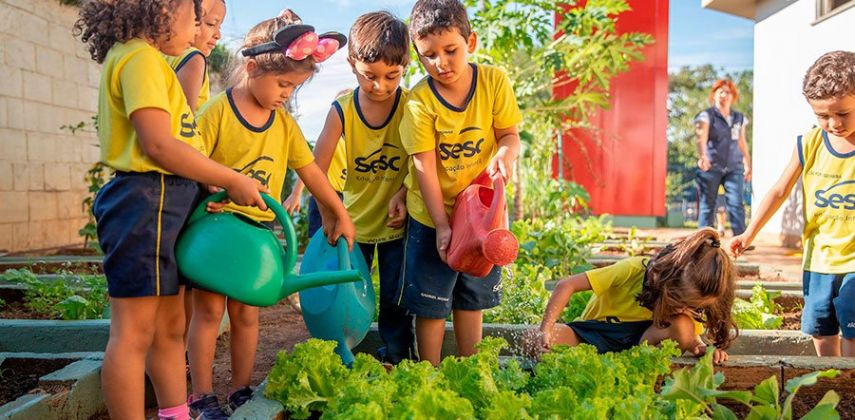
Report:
398,218,502,319
93,171,200,298
307,192,344,238
567,320,654,353
801,271,855,338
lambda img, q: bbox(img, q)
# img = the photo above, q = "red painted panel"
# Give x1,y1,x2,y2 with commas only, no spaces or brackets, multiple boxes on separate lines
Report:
553,0,669,217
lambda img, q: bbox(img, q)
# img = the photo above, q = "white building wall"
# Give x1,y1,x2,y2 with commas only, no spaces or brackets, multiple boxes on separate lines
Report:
752,0,855,241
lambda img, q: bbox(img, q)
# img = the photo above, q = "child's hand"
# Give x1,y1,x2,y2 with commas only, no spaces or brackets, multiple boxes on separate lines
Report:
224,174,269,210
386,194,407,229
712,349,728,364
488,145,517,182
698,156,712,171
283,191,301,215
729,234,751,258
436,224,452,263
331,215,356,251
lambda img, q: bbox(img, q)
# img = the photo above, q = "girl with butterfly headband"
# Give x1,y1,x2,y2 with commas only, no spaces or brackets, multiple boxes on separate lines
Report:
528,228,738,365
186,9,356,419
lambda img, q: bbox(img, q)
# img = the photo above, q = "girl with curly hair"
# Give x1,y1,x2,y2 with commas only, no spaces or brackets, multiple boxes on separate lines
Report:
531,228,738,364
74,1,268,419
185,9,354,418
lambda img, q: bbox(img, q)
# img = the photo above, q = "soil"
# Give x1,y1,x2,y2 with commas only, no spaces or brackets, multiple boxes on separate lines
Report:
0,299,56,320
0,358,74,406
781,310,802,331
0,262,103,275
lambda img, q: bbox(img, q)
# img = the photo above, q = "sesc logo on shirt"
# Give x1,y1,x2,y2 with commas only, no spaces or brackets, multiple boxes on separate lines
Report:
438,126,485,160
814,180,855,210
354,143,403,174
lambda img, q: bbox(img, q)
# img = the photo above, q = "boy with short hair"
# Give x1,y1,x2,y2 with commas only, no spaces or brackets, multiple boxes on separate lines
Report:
731,51,855,356
399,0,522,366
312,11,416,364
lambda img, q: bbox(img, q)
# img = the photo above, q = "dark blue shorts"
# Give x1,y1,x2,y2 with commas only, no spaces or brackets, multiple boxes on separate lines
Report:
801,271,855,338
398,218,502,319
307,192,344,238
93,171,200,298
567,320,654,353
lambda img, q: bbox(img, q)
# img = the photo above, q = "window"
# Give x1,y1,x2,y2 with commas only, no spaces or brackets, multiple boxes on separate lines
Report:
816,0,855,20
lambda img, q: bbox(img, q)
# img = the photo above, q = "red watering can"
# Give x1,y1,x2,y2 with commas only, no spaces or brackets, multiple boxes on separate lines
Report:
447,172,519,277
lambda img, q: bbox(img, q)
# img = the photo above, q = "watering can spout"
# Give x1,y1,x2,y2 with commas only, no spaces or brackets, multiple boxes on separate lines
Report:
282,237,365,296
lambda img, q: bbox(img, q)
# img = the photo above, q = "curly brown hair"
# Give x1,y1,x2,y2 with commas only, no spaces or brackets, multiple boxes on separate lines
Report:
73,0,202,64
802,51,855,100
636,228,738,349
226,9,318,86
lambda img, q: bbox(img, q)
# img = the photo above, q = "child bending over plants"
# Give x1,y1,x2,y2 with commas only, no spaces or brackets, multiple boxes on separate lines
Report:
530,228,737,364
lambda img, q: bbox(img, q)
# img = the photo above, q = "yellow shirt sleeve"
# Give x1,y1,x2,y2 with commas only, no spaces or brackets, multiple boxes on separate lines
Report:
285,114,314,170
585,257,641,297
400,88,437,155
491,68,522,130
119,48,173,117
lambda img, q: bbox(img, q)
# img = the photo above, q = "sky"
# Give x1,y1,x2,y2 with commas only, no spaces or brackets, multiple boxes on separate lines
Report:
219,0,754,141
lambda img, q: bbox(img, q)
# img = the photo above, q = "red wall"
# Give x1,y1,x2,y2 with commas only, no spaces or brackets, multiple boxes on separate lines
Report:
553,0,669,217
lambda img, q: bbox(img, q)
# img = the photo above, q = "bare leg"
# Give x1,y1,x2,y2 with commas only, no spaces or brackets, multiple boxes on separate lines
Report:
452,309,483,357
182,287,193,346
226,299,259,392
813,335,842,357
187,288,226,396
145,291,188,408
640,314,697,352
416,317,446,366
102,296,159,420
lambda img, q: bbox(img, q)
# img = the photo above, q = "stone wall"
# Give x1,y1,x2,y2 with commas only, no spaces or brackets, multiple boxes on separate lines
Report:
0,0,100,253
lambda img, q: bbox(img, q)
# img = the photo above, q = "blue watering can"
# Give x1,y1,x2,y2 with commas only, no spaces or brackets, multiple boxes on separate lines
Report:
299,230,374,366
175,191,365,307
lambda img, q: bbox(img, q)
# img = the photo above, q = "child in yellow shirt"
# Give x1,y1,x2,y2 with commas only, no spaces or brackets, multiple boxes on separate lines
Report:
399,0,522,366
312,12,415,364
731,51,855,357
75,1,266,419
187,9,355,418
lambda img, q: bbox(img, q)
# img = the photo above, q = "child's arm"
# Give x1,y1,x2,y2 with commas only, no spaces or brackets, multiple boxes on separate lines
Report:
737,122,752,181
312,107,345,232
387,186,407,229
730,147,802,257
489,126,521,181
283,179,304,215
539,273,592,344
175,54,205,112
412,150,451,261
131,108,267,209
296,163,355,249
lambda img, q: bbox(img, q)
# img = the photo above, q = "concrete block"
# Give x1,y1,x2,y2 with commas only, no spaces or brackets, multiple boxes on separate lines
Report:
29,191,58,221
38,104,65,135
0,224,13,252
29,163,44,191
27,132,55,161
77,85,98,113
0,319,110,353
0,63,23,97
44,163,71,191
11,163,29,191
0,97,7,128
39,358,102,385
0,192,28,223
22,100,40,131
51,79,77,108
0,161,12,190
230,381,286,420
86,62,100,87
63,55,88,84
11,222,30,251
4,0,37,13
57,191,84,219
0,129,28,161
35,46,63,78
48,24,77,56
22,70,51,103
3,37,35,72
5,98,26,130
0,393,50,419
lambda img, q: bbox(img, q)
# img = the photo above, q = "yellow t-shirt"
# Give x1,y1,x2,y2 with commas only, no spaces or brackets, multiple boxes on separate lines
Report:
581,256,704,335
334,88,409,243
164,47,210,110
98,39,203,173
798,128,855,273
400,64,522,227
327,138,347,193
197,89,315,222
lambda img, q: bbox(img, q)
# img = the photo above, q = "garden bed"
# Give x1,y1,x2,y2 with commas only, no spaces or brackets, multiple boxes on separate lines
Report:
0,357,74,406
0,256,103,275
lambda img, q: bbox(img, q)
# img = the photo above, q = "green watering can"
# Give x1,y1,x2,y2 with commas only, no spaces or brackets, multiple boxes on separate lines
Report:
175,191,365,307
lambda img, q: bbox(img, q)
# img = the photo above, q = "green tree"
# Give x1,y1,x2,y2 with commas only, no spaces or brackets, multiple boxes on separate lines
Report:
461,0,653,220
667,65,753,202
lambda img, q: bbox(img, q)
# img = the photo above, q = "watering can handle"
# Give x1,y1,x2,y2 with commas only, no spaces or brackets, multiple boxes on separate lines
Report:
489,172,505,211
188,191,299,275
